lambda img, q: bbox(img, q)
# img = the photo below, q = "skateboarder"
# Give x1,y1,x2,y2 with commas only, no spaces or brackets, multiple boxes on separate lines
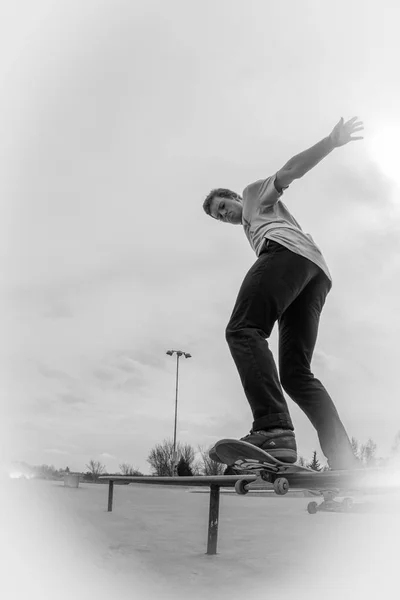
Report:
203,117,363,470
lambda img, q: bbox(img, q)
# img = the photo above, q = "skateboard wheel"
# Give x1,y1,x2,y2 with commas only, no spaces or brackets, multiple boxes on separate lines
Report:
273,477,289,495
235,479,249,495
342,497,353,512
307,502,318,514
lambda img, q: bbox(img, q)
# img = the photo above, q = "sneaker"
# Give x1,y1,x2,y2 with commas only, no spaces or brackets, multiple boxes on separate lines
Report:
240,428,297,463
208,428,297,465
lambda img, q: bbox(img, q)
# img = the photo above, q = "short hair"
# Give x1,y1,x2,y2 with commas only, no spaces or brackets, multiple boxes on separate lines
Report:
202,188,242,217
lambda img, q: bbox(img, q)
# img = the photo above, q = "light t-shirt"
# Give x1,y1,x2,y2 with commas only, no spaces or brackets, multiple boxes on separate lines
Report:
242,175,332,281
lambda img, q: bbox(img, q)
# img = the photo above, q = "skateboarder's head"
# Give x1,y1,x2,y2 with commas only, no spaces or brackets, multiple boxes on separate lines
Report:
203,189,243,225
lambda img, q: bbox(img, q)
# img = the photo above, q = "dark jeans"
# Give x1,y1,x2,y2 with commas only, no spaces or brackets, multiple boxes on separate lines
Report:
225,239,355,469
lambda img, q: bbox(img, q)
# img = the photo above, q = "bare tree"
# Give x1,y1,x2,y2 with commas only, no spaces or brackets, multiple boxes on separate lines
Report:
180,443,196,466
360,438,377,467
119,463,142,476
351,437,360,459
86,460,105,482
391,431,400,456
147,440,198,476
35,464,58,479
297,456,307,467
349,436,380,467
147,440,175,476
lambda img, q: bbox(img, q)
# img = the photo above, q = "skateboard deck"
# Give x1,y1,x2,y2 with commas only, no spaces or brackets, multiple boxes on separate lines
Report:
214,438,314,474
212,438,400,513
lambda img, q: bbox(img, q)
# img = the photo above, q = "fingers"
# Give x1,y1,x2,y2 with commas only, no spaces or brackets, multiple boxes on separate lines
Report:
337,116,363,131
345,117,363,130
350,136,364,141
345,116,364,136
349,120,363,126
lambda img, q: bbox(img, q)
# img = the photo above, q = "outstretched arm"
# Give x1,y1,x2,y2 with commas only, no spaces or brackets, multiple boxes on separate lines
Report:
275,117,364,191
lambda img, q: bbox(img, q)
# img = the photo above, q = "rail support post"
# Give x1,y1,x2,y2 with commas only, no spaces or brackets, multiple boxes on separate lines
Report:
206,484,220,555
107,480,114,512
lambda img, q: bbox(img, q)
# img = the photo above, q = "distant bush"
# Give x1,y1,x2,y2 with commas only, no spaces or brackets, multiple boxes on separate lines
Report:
177,457,193,476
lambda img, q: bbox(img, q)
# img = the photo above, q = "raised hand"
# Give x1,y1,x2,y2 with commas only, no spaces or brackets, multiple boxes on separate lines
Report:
329,117,364,147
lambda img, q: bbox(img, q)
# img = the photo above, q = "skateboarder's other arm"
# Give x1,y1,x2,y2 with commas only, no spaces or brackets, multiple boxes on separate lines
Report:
275,117,364,192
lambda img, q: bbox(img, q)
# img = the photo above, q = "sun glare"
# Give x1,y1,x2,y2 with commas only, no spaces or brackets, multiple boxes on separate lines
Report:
368,125,400,188
9,471,34,479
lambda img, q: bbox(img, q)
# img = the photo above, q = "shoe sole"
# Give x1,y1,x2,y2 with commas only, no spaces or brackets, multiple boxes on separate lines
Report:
209,446,225,464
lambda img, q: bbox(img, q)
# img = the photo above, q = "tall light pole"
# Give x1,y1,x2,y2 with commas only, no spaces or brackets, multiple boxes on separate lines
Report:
166,349,191,475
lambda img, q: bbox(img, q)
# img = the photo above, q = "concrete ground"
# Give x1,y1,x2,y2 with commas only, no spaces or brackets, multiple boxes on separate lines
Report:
2,476,400,600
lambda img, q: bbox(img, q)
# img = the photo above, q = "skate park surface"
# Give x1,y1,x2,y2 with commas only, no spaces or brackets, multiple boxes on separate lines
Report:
2,475,400,600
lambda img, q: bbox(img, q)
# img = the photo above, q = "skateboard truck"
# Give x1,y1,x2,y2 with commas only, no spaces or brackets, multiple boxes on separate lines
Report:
265,475,355,513
234,473,354,514
307,489,354,514
234,471,289,496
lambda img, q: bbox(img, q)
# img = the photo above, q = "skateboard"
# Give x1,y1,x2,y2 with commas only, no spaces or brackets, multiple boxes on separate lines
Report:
213,438,356,514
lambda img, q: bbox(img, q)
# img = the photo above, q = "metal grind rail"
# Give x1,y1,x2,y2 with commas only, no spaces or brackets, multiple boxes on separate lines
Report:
99,474,257,555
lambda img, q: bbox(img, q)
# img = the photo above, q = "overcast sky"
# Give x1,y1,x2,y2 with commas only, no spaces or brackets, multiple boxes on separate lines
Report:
1,0,400,474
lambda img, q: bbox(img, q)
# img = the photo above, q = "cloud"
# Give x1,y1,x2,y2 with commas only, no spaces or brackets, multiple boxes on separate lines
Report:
312,349,342,373
37,365,74,383
93,368,115,382
328,159,395,209
28,397,53,415
111,355,139,374
43,300,73,320
115,377,147,395
58,393,86,406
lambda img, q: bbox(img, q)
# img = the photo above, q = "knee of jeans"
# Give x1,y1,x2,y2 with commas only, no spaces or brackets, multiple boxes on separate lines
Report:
280,368,311,394
225,323,245,343
225,324,236,343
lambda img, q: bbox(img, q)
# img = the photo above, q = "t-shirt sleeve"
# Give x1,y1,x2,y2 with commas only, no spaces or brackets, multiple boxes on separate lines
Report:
257,174,283,206
242,175,285,221
243,176,283,211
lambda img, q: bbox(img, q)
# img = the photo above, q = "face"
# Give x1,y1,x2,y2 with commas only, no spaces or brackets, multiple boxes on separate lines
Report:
209,196,243,225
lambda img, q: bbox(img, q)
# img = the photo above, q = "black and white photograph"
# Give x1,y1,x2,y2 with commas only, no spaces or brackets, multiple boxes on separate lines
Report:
1,1,400,598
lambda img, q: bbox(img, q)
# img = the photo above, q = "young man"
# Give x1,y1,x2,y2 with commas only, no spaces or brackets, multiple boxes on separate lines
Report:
204,117,363,470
